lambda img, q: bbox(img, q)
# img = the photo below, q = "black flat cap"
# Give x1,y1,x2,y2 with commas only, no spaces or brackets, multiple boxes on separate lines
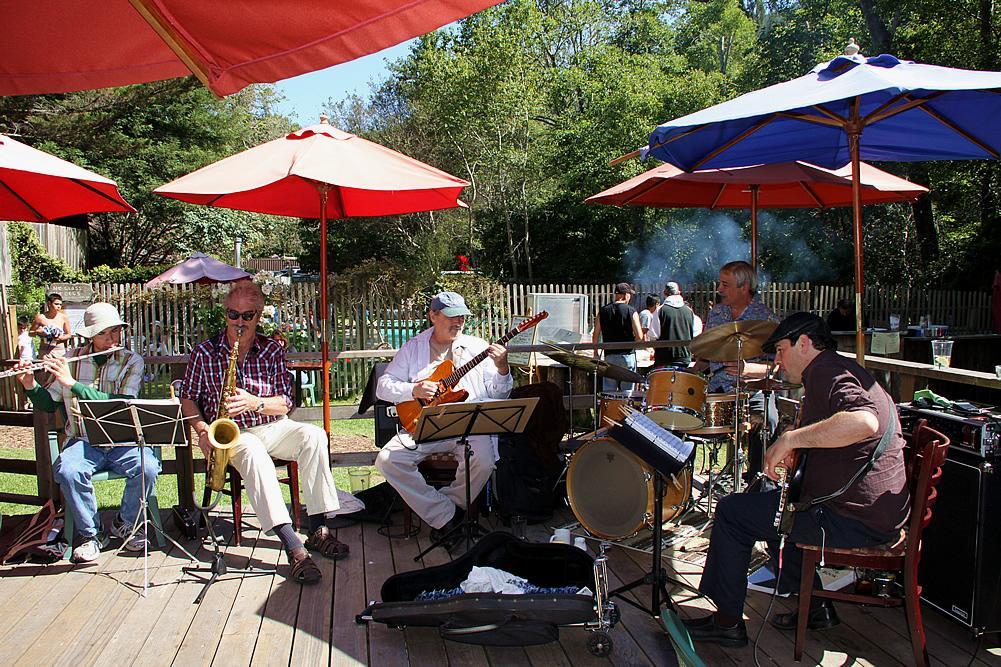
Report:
763,312,831,354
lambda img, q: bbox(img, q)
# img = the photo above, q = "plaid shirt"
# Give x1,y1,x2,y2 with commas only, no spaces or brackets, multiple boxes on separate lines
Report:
46,344,144,440
705,296,778,392
179,332,293,429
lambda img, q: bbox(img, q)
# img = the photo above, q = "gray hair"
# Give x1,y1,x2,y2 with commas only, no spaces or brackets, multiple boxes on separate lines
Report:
224,281,265,309
664,281,681,296
720,260,758,295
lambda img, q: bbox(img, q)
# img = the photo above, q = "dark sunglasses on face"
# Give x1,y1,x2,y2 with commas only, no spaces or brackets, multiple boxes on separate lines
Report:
226,309,258,322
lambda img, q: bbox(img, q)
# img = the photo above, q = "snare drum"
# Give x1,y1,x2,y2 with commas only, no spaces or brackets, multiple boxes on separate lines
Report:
567,436,694,539
687,393,749,435
598,390,645,425
644,369,707,431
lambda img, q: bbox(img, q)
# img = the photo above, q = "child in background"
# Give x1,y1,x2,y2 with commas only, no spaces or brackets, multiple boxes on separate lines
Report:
16,318,34,409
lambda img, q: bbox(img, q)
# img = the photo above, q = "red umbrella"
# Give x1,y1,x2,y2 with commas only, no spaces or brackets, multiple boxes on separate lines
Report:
155,117,469,437
586,160,927,267
0,134,135,221
145,252,251,288
0,0,502,97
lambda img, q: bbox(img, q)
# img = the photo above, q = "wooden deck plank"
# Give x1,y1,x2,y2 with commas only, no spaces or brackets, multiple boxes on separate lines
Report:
90,538,206,665
172,525,265,666
0,547,122,664
50,548,175,667
598,545,675,666
387,528,450,667
13,544,149,665
361,521,409,667
132,519,240,666
213,525,285,667
290,536,336,666
248,550,300,667
330,522,369,665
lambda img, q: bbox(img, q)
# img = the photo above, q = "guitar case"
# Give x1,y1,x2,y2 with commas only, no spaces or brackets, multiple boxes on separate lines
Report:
359,532,598,647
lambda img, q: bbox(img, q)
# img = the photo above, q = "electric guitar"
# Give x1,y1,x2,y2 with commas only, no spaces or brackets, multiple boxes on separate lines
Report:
395,311,549,434
773,402,806,536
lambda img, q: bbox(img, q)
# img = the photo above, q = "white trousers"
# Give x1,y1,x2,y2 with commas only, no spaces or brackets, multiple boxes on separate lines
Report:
375,432,496,529
230,417,362,532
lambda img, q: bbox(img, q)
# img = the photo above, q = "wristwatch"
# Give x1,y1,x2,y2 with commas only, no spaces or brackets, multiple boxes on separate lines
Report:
255,399,266,413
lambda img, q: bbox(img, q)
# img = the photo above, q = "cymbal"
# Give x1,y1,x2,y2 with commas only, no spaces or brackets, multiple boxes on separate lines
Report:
690,320,778,361
541,345,646,384
742,377,802,392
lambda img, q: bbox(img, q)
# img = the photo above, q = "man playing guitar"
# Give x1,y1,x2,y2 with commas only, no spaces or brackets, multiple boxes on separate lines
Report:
684,312,909,647
376,291,512,547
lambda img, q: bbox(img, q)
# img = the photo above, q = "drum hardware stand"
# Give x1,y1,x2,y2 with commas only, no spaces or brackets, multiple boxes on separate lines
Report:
732,336,746,493
607,470,701,617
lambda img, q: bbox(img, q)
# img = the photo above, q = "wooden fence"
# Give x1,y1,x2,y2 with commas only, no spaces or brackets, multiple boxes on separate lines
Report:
0,279,992,410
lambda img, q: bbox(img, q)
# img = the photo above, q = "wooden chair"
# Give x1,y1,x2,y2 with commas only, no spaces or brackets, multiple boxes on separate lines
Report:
793,420,950,665
170,381,302,546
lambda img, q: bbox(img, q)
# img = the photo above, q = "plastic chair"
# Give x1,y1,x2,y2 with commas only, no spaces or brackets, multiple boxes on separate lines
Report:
792,420,950,665
298,371,316,407
48,431,167,560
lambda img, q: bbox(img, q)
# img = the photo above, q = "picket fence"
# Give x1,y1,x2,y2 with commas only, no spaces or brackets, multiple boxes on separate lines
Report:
0,279,992,409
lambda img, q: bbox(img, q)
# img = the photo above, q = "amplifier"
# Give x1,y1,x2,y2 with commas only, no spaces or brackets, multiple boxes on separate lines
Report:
897,404,1001,459
917,447,1001,633
374,401,402,448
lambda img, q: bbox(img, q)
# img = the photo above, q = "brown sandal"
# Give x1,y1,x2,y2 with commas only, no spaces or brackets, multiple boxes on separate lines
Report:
305,526,349,560
288,549,321,584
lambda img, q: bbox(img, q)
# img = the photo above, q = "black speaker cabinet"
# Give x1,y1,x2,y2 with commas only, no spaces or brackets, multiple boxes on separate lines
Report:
919,447,1001,633
374,402,402,448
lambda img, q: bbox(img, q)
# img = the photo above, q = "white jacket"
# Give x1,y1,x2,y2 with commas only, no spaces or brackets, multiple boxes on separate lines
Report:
376,327,513,404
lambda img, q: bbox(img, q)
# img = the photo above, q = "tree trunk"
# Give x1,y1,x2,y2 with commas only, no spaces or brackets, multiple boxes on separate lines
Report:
980,0,997,70
859,0,893,53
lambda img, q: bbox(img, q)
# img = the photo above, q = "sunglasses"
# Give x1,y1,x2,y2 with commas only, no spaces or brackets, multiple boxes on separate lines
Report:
226,309,258,322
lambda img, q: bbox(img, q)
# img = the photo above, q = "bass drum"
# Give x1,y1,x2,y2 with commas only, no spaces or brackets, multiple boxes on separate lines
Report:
567,436,692,540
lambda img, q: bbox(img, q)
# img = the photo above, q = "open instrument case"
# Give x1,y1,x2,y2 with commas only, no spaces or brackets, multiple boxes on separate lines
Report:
357,532,619,655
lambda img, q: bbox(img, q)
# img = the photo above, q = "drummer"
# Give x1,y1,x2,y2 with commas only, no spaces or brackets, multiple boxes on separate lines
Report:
698,261,779,473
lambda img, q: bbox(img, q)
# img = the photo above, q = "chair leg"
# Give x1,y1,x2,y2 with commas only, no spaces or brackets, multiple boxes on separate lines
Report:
288,462,302,532
795,549,821,662
231,469,243,547
147,494,166,548
62,500,75,561
904,562,930,666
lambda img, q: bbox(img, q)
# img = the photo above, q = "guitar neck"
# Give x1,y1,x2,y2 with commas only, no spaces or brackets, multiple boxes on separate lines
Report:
440,327,519,388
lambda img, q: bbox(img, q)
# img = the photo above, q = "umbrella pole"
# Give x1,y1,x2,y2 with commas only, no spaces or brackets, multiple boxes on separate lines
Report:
319,186,331,441
750,185,759,269
849,117,865,366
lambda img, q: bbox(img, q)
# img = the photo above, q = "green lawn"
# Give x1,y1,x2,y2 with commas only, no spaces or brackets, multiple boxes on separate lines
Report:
0,416,380,518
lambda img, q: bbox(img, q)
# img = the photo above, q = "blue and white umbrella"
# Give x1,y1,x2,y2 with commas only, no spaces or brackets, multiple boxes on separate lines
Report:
641,51,1001,361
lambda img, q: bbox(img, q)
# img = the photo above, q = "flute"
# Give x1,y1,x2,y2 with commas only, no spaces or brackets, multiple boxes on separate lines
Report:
0,346,125,379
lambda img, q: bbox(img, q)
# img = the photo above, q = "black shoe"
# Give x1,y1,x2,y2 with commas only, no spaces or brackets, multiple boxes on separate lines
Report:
429,507,465,548
770,601,840,632
683,615,749,648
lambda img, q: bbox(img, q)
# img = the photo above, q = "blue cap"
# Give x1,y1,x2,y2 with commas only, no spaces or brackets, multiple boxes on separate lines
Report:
430,291,472,317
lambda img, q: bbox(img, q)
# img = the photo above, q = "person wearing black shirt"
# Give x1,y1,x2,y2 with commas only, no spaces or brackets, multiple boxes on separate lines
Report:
826,298,856,332
651,281,695,369
591,282,643,391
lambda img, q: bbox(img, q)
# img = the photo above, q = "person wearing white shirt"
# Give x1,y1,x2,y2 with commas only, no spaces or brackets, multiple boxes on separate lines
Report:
375,291,512,541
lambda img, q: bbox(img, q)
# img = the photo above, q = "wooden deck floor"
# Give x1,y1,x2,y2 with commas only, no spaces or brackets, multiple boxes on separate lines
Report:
1,505,999,666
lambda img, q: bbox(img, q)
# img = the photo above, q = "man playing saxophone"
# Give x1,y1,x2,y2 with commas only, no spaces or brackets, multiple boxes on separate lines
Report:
178,282,361,585
13,303,154,563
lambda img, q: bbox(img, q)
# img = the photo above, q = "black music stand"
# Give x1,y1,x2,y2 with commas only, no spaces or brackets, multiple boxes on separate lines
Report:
605,416,702,617
412,397,538,560
79,398,199,597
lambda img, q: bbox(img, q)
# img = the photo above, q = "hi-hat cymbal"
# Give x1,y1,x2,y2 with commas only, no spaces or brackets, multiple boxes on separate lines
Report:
541,345,646,384
742,376,802,392
690,320,779,361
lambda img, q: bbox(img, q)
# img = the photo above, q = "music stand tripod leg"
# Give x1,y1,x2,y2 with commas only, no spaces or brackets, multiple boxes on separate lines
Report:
414,407,490,561
607,471,701,616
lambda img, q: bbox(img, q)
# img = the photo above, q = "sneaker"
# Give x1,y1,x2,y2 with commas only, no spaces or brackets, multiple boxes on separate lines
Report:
71,532,109,563
110,515,148,552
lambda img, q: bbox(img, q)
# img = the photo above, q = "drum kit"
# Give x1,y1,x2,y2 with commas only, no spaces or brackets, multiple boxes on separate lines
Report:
545,320,800,545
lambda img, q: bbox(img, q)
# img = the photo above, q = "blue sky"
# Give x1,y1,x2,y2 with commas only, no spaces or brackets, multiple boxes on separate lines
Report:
273,41,414,125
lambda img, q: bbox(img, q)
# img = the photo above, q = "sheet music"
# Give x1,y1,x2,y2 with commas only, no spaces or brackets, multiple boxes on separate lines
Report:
622,409,690,463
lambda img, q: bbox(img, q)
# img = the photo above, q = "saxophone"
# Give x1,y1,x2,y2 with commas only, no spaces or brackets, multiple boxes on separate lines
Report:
205,333,242,492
